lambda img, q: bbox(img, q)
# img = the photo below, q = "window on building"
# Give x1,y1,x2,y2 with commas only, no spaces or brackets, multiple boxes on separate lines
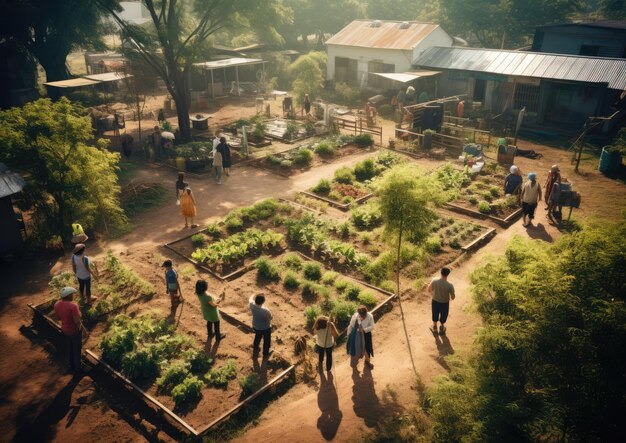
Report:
335,57,358,86
514,83,540,113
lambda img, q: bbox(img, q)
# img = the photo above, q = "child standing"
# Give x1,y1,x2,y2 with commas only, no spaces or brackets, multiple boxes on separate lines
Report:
196,280,225,341
162,260,182,308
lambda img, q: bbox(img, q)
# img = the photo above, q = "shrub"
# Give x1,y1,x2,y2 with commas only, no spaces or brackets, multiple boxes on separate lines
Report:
425,235,443,253
341,195,355,204
304,305,321,327
354,133,374,147
345,283,361,301
331,299,358,324
191,234,205,246
334,166,355,184
468,196,479,205
327,190,342,201
449,238,461,249
354,159,378,182
206,222,221,237
280,159,293,169
302,280,329,298
183,349,212,374
335,279,349,293
321,271,339,284
312,179,331,195
335,82,359,105
337,222,351,238
256,256,281,281
379,280,396,293
207,360,237,388
478,201,491,214
506,194,519,207
351,205,383,230
171,376,203,407
284,252,302,270
363,251,393,284
283,270,301,289
121,347,160,380
157,362,189,394
266,154,281,165
378,104,393,118
293,148,313,166
358,292,378,309
225,215,244,232
314,142,335,157
302,262,322,281
489,186,500,197
239,373,263,396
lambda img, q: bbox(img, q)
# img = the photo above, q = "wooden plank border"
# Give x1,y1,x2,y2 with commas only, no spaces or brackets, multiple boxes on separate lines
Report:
299,191,374,211
444,203,523,227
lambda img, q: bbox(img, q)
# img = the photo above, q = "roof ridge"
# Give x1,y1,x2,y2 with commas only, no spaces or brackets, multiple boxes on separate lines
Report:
429,46,626,62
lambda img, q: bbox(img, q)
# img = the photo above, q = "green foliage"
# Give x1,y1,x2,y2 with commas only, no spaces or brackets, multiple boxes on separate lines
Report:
121,346,160,379
314,142,335,157
304,305,321,327
351,203,383,230
283,270,301,290
207,360,237,388
302,280,329,298
205,222,222,237
293,148,313,166
334,166,355,184
191,228,283,269
225,215,244,232
331,299,358,324
228,199,287,224
239,373,263,396
183,348,212,374
434,163,472,200
354,134,374,147
288,52,326,104
0,98,126,242
429,220,626,442
363,251,393,284
334,82,360,105
478,201,491,214
321,271,339,285
191,234,205,246
344,283,361,301
284,252,303,270
303,262,322,281
354,159,378,182
171,376,203,407
425,235,443,253
379,280,396,294
334,279,349,293
255,256,281,281
312,178,331,194
157,362,190,394
358,292,378,309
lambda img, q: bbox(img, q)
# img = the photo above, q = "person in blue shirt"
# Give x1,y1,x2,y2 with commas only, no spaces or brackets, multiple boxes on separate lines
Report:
249,293,273,358
504,165,523,196
162,260,182,309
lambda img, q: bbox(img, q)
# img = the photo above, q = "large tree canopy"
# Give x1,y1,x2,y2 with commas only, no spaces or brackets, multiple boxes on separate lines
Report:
0,0,118,83
0,98,126,242
100,0,284,141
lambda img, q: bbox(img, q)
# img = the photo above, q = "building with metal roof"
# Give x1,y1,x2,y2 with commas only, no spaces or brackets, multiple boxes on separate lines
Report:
532,21,626,58
414,46,626,130
326,20,452,90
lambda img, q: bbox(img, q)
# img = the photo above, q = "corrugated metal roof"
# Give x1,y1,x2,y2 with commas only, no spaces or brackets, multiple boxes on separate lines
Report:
193,58,264,70
326,20,441,50
537,20,626,30
43,78,100,88
0,163,25,198
415,47,626,90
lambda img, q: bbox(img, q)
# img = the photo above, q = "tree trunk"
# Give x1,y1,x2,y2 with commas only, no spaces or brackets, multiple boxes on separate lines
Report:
37,51,71,100
170,68,192,142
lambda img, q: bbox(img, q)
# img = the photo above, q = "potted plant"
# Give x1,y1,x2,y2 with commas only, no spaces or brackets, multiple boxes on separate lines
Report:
176,143,210,172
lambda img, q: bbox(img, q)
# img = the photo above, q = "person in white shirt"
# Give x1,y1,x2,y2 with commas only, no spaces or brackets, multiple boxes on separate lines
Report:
313,316,339,372
71,243,92,304
347,306,375,368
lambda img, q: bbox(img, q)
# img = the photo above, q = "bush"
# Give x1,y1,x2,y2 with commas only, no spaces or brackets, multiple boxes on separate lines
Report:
358,292,378,309
344,283,362,300
334,166,355,184
171,376,203,407
468,196,479,205
206,222,221,237
314,142,335,157
354,159,378,182
335,82,359,105
302,262,322,281
334,279,349,293
157,362,189,394
121,347,160,380
191,234,205,246
256,256,281,281
266,154,282,166
331,299,358,324
302,280,329,298
506,194,519,207
378,104,393,118
425,235,443,253
184,349,212,374
312,178,331,195
478,201,491,214
239,373,263,396
280,159,293,169
363,251,393,284
449,238,461,249
354,134,374,147
304,305,321,327
284,252,302,270
293,148,313,166
328,190,342,201
379,280,396,293
207,360,237,388
351,205,383,230
283,270,301,289
489,186,500,197
225,215,244,232
337,222,351,238
321,271,339,284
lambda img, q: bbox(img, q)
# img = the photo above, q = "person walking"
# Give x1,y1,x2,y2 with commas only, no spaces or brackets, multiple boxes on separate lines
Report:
151,126,163,160
504,165,523,196
249,294,273,358
54,287,84,374
175,172,188,204
216,137,232,177
313,315,339,372
547,176,563,223
162,260,183,308
121,133,134,160
196,280,225,341
521,172,542,227
428,267,456,335
303,94,312,116
347,306,375,368
213,146,223,185
544,164,561,208
72,243,93,305
179,186,198,228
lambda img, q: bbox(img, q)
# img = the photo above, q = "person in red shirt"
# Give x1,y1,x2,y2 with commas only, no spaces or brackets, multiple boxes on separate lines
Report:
53,287,84,373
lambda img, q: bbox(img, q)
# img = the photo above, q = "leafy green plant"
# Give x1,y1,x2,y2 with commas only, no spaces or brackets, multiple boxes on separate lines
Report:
256,256,281,281
331,299,358,324
157,362,189,394
351,204,383,230
354,133,374,147
478,201,491,214
449,238,461,249
225,215,244,232
379,280,396,293
205,222,222,237
425,235,443,253
358,292,378,309
304,305,321,327
334,279,349,293
303,262,322,281
363,251,393,284
321,271,338,284
239,373,263,396
334,166,355,184
191,234,205,246
266,154,282,166
293,148,312,166
280,159,293,169
354,158,378,182
284,252,302,270
314,142,335,157
489,186,500,197
302,280,329,298
171,375,203,407
312,178,331,194
183,348,212,374
345,283,361,301
207,360,237,388
469,196,479,205
121,346,160,379
283,121,299,140
283,270,301,289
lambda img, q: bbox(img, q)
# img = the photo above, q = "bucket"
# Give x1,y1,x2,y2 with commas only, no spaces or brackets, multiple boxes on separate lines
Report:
598,147,622,173
175,157,186,171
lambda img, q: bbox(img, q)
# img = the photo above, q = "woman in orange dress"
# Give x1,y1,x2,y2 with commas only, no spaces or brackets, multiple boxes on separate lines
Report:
179,187,198,228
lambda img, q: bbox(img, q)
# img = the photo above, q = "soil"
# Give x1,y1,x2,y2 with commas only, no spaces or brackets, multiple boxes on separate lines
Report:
2,93,625,443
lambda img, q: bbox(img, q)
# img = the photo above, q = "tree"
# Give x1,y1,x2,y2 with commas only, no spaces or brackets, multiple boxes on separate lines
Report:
428,220,626,442
0,0,118,83
100,0,284,142
366,0,423,21
377,166,442,374
0,98,126,243
287,51,326,104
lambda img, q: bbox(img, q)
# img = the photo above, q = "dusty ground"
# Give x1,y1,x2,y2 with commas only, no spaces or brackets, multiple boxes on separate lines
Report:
1,104,624,443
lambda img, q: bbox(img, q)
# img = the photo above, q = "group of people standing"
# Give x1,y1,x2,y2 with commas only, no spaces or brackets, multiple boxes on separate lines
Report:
504,163,564,227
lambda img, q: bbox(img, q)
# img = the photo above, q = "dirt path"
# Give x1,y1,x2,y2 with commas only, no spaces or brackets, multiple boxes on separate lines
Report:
1,136,623,443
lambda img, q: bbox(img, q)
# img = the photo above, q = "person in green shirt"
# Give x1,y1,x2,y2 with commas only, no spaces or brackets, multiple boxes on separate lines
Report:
196,280,225,341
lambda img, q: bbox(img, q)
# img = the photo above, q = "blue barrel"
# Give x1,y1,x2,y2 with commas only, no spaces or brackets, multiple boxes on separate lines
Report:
599,147,622,173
